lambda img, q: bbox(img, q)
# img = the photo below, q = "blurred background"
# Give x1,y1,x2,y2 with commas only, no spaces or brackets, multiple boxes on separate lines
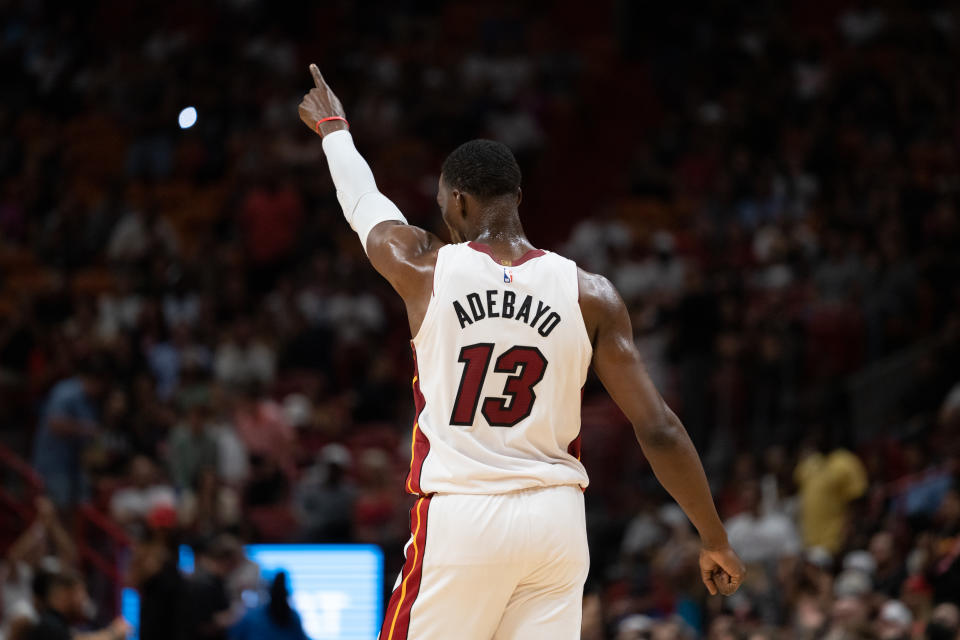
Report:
1,0,959,638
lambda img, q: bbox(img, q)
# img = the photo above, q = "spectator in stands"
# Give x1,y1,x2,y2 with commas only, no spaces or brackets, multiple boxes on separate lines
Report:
874,599,913,640
109,456,177,530
95,273,142,340
31,361,107,509
824,584,871,640
26,564,130,640
129,512,183,640
167,401,219,493
869,531,905,598
324,284,386,346
645,617,694,640
620,498,668,561
794,440,868,553
928,487,960,605
649,505,702,625
242,456,285,513
232,389,295,481
294,444,355,542
1,498,76,640
238,176,304,285
214,536,260,622
228,571,308,640
162,280,202,331
206,387,250,487
106,205,178,264
179,467,242,539
613,231,686,307
126,372,177,460
725,481,801,565
183,537,233,640
724,481,802,622
925,603,960,640
83,386,135,483
213,320,276,389
352,448,402,546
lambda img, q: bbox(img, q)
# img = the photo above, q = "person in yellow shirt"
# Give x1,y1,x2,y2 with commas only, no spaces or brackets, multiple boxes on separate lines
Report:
795,448,868,553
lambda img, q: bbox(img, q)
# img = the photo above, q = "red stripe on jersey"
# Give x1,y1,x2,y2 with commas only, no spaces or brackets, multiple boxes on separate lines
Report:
568,386,583,459
380,496,431,640
467,241,546,266
405,345,430,495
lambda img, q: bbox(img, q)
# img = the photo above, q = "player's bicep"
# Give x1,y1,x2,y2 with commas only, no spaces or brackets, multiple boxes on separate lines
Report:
365,220,444,297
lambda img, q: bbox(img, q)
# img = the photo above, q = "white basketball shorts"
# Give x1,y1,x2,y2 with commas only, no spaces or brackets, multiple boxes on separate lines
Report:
378,484,589,640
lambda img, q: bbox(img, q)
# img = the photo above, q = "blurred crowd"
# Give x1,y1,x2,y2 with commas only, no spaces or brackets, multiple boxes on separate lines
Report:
1,0,960,638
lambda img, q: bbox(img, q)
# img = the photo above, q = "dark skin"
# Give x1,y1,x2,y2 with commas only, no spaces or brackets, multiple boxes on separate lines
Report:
299,64,745,596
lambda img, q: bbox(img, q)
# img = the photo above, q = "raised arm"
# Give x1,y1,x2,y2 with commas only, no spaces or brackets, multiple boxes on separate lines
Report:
578,269,745,596
298,65,443,333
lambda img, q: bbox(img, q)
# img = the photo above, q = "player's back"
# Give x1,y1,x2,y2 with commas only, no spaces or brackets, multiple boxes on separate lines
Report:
406,241,591,495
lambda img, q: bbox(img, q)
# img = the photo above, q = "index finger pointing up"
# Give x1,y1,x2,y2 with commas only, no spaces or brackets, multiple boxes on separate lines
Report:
309,64,325,89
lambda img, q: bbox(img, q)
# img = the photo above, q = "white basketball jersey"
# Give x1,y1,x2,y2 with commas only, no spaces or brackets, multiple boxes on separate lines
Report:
405,241,592,495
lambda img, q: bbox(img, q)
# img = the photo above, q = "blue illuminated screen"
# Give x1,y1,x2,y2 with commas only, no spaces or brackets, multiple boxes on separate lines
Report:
122,544,383,640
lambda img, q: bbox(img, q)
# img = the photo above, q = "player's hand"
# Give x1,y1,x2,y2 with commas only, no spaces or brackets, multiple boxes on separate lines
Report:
298,64,348,137
699,545,745,596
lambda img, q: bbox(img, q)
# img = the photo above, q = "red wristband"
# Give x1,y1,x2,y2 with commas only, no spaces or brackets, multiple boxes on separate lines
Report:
316,116,349,134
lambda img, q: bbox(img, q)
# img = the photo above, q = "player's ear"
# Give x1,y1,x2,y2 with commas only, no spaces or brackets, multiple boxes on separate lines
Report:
453,190,467,218
516,188,522,207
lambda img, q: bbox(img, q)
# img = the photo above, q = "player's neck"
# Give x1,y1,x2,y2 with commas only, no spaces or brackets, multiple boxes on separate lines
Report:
467,212,535,258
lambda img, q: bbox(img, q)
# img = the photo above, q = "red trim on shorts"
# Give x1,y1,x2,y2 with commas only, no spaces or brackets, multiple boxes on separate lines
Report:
380,495,431,640
467,241,546,266
405,346,430,495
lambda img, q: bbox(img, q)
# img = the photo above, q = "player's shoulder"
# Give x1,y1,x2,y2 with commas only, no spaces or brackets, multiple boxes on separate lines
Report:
576,266,620,309
365,221,446,299
576,266,627,341
368,222,446,262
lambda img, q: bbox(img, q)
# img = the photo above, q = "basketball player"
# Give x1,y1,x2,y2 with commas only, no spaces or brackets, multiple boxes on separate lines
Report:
298,64,744,640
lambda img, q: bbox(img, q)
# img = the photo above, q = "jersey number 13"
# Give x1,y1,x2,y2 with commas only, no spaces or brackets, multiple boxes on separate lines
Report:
450,343,548,428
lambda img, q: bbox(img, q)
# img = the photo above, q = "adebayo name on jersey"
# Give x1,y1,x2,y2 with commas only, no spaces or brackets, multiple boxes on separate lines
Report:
452,289,561,337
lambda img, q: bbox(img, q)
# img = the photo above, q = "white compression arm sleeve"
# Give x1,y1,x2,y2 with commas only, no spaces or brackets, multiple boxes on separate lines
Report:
320,129,407,252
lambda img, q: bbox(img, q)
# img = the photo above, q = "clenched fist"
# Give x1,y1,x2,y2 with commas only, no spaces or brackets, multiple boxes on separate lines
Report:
699,545,746,596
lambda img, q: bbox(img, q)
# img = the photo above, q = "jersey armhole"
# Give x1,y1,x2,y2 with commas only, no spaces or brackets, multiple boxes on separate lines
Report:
430,244,451,296
569,258,594,368
413,245,449,344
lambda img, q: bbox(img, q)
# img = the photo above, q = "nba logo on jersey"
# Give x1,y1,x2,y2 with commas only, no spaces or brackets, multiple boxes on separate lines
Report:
503,268,513,284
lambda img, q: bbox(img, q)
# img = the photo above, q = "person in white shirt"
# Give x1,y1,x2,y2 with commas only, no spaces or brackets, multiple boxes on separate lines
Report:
725,481,801,566
110,456,177,528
